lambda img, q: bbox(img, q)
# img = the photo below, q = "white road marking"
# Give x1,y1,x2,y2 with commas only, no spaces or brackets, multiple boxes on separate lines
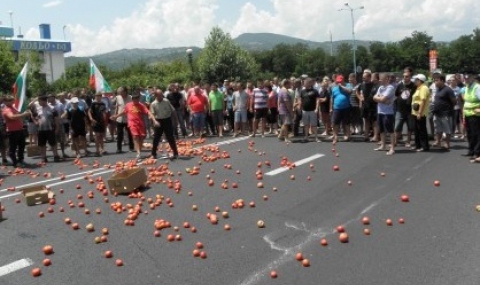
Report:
0,136,250,201
0,168,116,201
265,153,325,176
0,258,34,277
0,167,110,193
239,199,383,285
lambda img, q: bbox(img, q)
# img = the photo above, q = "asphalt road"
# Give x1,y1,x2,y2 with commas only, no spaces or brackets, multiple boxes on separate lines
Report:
1,134,479,285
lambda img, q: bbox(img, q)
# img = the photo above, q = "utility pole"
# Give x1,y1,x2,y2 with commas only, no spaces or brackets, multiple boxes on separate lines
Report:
339,3,364,75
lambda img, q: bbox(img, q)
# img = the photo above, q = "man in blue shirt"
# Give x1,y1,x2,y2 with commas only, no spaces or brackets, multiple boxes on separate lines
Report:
330,75,351,144
373,73,396,155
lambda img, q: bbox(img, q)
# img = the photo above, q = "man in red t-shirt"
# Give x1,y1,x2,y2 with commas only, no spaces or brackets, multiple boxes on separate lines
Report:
111,93,158,160
2,95,31,167
187,86,208,137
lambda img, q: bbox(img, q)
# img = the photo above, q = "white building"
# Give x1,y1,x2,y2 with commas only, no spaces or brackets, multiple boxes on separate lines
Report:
1,24,72,83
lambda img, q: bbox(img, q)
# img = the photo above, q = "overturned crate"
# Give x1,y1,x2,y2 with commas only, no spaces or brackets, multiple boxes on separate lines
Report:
107,168,147,195
22,185,55,206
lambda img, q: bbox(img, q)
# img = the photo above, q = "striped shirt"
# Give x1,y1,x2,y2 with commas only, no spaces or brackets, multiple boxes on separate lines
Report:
253,88,268,109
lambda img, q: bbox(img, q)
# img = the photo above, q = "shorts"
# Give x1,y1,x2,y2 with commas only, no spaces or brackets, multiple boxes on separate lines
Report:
234,110,247,123
28,122,38,135
349,106,362,126
192,112,206,130
38,130,56,147
71,128,87,138
211,110,224,126
247,110,254,120
279,114,292,125
320,111,331,125
394,112,415,133
362,108,377,123
332,109,350,126
254,108,269,120
434,115,453,134
267,108,278,124
377,113,395,134
55,125,66,144
63,122,70,135
302,111,317,127
128,123,146,137
92,123,106,133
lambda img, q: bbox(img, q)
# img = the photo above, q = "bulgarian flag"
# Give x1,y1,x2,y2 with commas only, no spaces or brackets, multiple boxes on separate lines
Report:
89,59,112,93
13,62,29,112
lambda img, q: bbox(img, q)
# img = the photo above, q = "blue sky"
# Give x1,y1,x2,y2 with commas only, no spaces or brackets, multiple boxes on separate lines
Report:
1,0,479,56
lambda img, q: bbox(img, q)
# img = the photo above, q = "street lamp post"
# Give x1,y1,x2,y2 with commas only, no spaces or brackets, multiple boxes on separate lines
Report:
63,25,67,40
339,3,364,75
186,48,193,72
8,10,13,29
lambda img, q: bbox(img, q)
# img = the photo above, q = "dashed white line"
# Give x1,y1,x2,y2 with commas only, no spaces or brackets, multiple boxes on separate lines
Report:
266,153,325,176
0,136,250,201
0,258,34,277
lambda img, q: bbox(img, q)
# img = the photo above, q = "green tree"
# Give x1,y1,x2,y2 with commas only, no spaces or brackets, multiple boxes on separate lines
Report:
398,31,433,72
197,27,258,83
0,40,17,94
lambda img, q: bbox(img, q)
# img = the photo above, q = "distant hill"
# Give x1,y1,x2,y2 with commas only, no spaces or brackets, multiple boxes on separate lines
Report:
65,33,370,70
65,47,202,70
234,32,370,51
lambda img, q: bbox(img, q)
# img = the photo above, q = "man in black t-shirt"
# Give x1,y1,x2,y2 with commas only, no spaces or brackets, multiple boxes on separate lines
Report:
64,97,87,158
299,78,320,142
359,71,379,142
318,78,332,135
394,71,416,147
167,83,187,138
432,73,456,149
88,92,108,156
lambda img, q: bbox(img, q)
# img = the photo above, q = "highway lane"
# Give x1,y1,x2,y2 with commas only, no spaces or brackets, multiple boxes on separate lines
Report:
0,135,479,285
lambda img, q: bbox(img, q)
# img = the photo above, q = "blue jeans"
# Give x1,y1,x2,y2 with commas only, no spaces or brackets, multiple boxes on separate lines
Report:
192,112,206,131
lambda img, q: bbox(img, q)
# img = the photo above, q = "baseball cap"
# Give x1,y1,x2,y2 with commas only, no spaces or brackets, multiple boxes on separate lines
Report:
70,97,79,104
335,75,344,84
413,74,427,82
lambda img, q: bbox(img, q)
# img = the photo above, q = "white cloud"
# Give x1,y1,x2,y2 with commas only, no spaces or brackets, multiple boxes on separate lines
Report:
43,0,63,8
66,0,480,57
68,0,218,56
24,27,40,39
231,0,480,43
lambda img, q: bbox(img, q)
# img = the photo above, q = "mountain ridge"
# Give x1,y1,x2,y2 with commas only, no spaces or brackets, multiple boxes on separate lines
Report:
65,32,370,70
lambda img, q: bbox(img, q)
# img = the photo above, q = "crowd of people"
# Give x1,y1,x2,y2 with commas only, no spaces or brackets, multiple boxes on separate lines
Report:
1,67,480,167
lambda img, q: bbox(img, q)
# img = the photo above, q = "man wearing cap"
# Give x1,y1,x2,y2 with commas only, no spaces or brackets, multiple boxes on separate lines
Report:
62,97,87,158
330,75,351,143
462,72,480,162
30,95,61,162
2,95,31,167
411,74,431,151
89,92,108,156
